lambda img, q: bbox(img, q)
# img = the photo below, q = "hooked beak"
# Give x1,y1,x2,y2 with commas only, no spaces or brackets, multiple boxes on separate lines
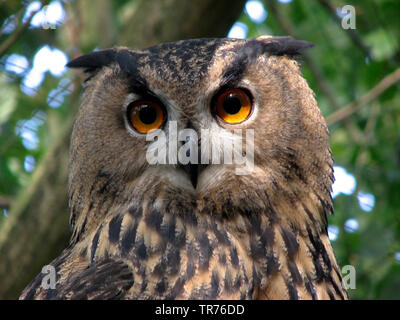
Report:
180,163,208,189
178,121,208,189
180,163,199,189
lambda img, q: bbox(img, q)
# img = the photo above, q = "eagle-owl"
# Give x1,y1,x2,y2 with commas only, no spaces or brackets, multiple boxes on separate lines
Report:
20,36,348,300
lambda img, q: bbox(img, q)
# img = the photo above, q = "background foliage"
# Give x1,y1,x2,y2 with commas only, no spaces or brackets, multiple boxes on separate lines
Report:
0,0,399,299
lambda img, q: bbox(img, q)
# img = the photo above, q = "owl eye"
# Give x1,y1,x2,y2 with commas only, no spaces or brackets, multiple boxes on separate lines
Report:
214,88,252,124
128,100,165,134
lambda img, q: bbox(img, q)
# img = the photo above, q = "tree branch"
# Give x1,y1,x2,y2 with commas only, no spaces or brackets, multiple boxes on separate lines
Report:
0,0,50,57
316,0,373,60
326,67,400,126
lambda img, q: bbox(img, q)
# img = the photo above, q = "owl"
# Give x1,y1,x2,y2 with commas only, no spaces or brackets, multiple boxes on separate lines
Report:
20,36,348,300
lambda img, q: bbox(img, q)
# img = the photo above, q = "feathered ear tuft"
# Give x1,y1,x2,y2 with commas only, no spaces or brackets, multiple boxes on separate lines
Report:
66,48,138,83
66,49,120,82
66,49,117,70
255,35,314,56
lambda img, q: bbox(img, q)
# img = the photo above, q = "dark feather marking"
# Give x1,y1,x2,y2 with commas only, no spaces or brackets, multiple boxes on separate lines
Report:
144,208,163,231
210,222,230,246
211,270,220,299
327,288,335,300
250,236,266,260
186,242,197,280
230,246,239,268
302,204,317,224
260,225,275,248
315,193,332,224
169,276,185,299
97,171,112,194
128,205,142,218
233,274,242,291
155,278,167,295
218,252,227,264
281,227,299,258
334,265,343,281
307,227,334,279
108,215,122,243
305,274,317,300
179,208,198,226
266,253,280,276
220,199,235,219
313,255,325,283
189,284,211,300
287,260,302,284
160,215,176,240
285,278,299,300
282,149,307,184
153,258,167,277
90,227,102,264
224,269,233,293
307,240,325,282
307,227,321,253
252,264,261,289
248,212,262,235
136,237,147,260
121,221,138,257
247,283,255,298
328,274,345,300
242,265,249,285
186,260,196,281
198,233,213,271
173,227,187,248
78,215,88,243
22,275,45,300
166,247,180,275
318,241,333,271
160,216,186,248
140,277,148,293
45,282,58,299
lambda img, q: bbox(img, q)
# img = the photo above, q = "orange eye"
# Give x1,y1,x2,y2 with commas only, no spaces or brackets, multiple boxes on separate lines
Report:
214,88,252,124
128,100,165,134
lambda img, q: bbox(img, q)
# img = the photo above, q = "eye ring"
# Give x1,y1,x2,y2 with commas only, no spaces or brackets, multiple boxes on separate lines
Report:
213,88,252,124
127,100,166,134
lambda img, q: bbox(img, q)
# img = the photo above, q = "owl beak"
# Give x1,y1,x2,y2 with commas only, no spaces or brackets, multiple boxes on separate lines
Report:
179,121,205,189
180,163,208,189
181,163,199,189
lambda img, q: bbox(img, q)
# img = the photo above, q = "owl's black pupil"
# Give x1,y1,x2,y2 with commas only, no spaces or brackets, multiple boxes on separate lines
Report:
139,105,157,124
223,94,242,114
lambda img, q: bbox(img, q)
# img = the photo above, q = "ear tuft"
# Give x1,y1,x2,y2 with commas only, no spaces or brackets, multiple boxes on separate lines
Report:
66,49,117,70
255,36,314,56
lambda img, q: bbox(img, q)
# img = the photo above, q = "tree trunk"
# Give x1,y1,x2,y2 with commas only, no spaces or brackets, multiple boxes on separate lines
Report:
0,0,245,299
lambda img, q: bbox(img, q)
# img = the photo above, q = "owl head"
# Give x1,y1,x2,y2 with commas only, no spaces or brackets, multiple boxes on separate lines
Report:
67,36,333,243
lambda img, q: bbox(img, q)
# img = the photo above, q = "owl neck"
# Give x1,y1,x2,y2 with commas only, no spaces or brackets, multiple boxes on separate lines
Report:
68,170,332,248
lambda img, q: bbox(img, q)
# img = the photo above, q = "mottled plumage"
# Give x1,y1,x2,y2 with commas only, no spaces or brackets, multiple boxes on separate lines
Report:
20,36,348,300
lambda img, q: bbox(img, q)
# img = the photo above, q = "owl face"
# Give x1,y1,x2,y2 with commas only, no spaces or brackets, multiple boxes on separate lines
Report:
68,37,333,238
